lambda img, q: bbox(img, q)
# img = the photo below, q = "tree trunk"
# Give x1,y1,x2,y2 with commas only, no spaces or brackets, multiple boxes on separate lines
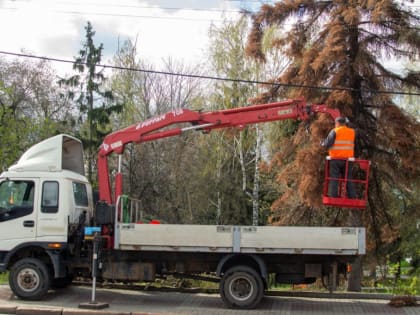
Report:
216,150,223,225
252,126,262,226
238,132,247,192
347,209,363,292
216,191,222,225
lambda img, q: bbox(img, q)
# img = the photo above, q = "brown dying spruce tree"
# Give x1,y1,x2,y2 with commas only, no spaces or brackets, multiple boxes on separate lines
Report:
246,0,420,291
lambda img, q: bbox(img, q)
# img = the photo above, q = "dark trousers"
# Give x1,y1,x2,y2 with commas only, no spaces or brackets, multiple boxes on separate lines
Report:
328,159,356,198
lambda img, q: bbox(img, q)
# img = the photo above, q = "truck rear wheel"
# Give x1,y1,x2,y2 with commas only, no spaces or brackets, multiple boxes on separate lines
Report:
9,258,51,300
220,265,264,309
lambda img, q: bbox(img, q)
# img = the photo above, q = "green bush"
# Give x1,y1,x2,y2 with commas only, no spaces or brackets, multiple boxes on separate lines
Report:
407,276,418,296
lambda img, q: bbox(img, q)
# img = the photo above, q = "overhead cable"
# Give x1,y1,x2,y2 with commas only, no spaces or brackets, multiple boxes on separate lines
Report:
0,50,418,96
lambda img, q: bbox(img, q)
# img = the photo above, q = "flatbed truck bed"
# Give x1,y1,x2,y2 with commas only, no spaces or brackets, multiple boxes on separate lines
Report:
117,224,365,255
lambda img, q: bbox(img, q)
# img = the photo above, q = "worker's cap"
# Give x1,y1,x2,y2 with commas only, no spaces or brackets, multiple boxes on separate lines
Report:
335,117,346,124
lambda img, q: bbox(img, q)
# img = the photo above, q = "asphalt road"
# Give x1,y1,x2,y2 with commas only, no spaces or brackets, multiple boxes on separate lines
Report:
0,284,419,315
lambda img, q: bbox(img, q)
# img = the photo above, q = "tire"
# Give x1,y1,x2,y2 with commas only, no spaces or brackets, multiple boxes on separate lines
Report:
220,265,264,309
9,258,51,300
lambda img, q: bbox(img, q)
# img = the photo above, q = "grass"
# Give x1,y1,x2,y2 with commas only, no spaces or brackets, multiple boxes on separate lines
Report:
363,276,419,296
0,272,8,284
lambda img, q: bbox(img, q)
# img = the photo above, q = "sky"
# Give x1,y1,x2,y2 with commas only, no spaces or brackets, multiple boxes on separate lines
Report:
0,0,418,76
0,0,254,75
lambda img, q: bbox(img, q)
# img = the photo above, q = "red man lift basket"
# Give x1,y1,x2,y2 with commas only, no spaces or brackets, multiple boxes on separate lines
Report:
322,157,370,209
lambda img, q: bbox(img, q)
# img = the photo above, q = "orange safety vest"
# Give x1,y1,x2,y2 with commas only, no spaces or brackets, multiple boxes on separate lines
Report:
328,126,355,158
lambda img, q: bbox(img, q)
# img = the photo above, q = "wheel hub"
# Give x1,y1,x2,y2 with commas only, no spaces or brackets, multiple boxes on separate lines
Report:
229,276,253,301
17,268,40,292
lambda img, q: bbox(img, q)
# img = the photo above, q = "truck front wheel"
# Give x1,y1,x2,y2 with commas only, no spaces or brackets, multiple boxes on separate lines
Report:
9,258,51,300
220,265,264,309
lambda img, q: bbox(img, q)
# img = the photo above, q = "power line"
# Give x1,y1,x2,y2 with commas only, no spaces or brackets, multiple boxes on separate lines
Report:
3,0,257,11
0,7,241,22
0,0,250,22
0,50,418,97
4,0,249,13
39,0,248,14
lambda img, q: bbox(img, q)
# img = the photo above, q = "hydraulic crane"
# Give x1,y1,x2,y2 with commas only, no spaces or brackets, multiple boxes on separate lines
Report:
98,97,369,209
0,97,369,307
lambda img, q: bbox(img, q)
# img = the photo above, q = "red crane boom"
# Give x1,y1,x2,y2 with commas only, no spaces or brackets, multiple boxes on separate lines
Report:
98,97,340,205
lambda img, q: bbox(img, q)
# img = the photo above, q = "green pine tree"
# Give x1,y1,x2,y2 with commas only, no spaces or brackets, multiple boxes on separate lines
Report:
59,22,122,184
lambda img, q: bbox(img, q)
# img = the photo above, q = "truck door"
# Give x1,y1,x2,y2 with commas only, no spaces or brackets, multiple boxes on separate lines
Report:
0,179,38,248
36,180,92,241
36,180,67,241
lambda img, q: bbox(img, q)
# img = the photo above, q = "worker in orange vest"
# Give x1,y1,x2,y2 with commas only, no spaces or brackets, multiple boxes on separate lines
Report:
321,117,356,198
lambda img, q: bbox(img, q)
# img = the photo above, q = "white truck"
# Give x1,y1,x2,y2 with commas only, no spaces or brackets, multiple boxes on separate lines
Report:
0,98,367,309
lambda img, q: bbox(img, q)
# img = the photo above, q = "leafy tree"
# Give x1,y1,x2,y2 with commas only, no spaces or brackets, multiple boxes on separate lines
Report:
59,22,122,183
110,39,205,223
207,16,290,225
206,17,261,225
0,57,70,169
111,39,153,125
246,0,420,291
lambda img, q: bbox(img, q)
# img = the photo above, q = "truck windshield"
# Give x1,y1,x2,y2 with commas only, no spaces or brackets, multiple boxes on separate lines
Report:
0,180,34,221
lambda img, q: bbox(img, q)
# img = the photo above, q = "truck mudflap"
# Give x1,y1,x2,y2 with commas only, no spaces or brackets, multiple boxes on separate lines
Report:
0,251,7,272
46,249,68,278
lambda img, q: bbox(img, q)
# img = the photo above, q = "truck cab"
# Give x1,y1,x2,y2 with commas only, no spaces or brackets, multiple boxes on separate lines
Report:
0,135,93,299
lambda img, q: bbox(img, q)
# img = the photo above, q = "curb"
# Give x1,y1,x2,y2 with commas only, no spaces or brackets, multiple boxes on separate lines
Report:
0,305,163,315
1,291,419,314
16,306,62,315
266,290,420,301
0,304,16,314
